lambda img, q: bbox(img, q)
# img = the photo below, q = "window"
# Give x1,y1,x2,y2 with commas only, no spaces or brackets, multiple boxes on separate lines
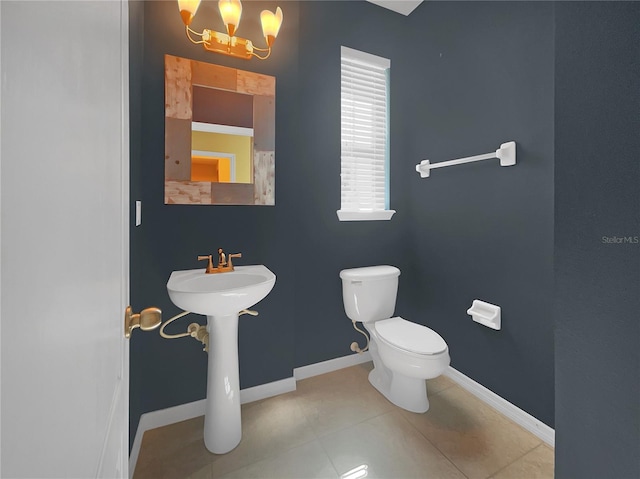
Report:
338,46,395,221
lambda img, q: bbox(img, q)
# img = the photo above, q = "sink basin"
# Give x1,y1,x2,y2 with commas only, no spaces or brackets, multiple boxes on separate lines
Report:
167,265,276,316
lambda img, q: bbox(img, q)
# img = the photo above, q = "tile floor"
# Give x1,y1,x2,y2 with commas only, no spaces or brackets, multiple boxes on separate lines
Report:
134,363,554,479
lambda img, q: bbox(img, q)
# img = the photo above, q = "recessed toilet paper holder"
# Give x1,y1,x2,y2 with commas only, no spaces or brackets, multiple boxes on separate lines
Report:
467,299,501,330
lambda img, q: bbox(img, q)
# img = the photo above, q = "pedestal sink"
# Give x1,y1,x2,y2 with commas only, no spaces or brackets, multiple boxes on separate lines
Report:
166,265,276,454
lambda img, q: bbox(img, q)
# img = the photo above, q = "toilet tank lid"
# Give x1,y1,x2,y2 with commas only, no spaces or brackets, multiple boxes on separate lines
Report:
339,265,400,281
375,317,448,355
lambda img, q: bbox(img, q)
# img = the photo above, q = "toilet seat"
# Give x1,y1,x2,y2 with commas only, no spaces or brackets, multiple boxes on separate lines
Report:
375,317,447,355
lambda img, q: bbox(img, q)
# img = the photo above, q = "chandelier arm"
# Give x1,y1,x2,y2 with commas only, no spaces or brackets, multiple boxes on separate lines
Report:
186,25,204,36
252,45,270,52
250,48,272,60
185,26,207,45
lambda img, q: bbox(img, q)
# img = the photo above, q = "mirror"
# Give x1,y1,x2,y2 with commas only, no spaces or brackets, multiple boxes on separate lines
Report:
164,54,275,205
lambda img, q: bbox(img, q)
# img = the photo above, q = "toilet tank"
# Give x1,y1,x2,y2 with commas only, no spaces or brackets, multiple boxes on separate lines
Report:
340,265,400,323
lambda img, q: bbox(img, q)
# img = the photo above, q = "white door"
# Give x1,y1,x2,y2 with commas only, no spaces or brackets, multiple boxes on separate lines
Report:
1,1,131,477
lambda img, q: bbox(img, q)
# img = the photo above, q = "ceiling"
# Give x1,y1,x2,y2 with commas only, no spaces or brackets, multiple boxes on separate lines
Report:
366,1,423,16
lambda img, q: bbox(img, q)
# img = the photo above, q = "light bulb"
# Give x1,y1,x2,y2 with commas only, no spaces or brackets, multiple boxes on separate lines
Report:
260,6,283,47
177,0,201,26
219,0,242,37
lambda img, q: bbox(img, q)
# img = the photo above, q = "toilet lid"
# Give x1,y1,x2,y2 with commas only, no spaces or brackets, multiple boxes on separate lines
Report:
375,317,448,355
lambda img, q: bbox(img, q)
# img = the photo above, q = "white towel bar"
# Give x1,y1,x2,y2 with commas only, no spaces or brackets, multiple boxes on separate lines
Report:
416,141,516,178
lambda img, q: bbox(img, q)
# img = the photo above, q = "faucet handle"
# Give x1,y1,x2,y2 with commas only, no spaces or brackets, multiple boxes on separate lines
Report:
228,252,242,269
197,254,214,273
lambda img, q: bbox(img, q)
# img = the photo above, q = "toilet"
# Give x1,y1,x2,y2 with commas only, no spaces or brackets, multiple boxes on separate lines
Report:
340,265,450,413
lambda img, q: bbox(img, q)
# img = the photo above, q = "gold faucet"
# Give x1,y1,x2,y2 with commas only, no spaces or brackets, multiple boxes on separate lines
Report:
197,249,242,274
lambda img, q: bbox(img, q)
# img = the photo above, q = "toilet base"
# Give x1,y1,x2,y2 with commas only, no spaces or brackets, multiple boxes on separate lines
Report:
368,367,430,413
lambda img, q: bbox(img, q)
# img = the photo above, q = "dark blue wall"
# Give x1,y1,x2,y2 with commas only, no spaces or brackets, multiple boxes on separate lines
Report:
293,2,414,370
129,0,556,445
401,1,555,427
294,0,555,428
129,0,301,446
554,2,640,477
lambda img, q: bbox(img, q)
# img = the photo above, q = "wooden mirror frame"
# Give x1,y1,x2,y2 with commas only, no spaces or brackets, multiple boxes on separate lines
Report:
164,54,275,205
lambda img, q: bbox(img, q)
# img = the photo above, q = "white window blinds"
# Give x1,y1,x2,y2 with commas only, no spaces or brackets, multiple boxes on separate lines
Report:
339,46,394,221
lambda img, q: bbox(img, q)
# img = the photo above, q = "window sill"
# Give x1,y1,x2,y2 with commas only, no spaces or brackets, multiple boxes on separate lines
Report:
336,210,396,222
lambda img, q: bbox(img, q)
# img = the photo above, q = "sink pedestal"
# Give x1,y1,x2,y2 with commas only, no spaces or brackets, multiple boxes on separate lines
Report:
166,265,276,454
203,313,241,454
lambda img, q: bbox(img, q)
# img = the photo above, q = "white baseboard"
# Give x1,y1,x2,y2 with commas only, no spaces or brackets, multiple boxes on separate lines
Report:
239,377,297,404
294,351,372,380
128,377,296,478
444,366,555,447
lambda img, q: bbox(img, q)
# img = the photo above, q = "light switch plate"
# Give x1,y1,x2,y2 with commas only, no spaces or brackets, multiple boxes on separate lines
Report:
135,201,142,226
